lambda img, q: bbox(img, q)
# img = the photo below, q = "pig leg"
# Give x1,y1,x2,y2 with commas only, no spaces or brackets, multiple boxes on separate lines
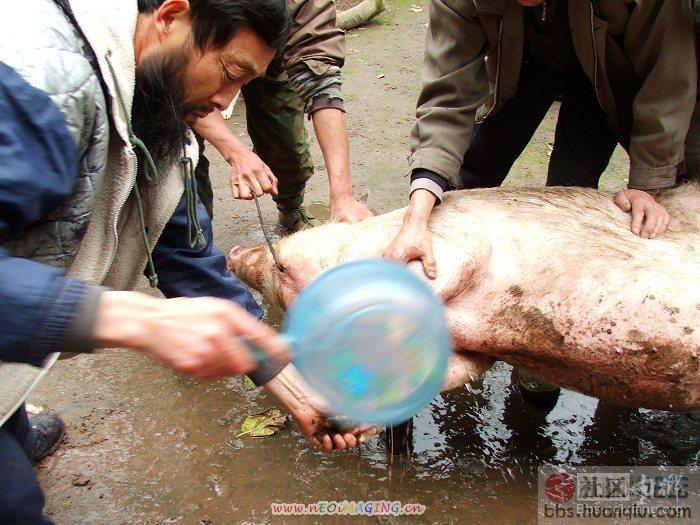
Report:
444,297,699,410
442,352,494,391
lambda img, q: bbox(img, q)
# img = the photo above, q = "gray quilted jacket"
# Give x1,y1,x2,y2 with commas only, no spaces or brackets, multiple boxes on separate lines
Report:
0,0,194,425
0,0,109,268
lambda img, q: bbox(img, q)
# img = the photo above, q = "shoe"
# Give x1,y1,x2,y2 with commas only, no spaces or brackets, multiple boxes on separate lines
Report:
28,412,65,464
278,207,321,234
516,369,561,410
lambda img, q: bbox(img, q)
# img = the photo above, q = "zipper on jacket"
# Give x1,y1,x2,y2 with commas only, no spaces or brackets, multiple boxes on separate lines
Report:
481,17,504,121
100,51,138,286
102,150,138,285
589,2,605,111
101,51,154,287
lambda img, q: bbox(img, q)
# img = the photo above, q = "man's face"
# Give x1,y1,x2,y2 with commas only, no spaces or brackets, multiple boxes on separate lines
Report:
132,1,274,168
180,28,274,120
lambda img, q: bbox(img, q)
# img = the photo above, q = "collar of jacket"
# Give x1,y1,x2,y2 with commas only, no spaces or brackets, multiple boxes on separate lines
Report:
62,0,192,290
68,0,138,149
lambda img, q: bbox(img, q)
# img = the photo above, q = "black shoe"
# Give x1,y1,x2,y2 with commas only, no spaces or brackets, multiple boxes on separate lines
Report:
516,369,561,410
28,412,65,464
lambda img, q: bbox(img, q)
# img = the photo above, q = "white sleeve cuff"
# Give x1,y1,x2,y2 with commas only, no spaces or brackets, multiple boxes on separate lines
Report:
409,178,444,203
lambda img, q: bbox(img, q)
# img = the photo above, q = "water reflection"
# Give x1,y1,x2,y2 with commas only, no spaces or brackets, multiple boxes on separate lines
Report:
146,284,693,523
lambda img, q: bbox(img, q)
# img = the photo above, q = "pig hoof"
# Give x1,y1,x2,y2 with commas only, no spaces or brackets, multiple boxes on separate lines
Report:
515,369,561,410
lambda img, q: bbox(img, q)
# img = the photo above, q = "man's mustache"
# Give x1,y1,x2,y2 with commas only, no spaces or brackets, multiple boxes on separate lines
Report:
180,103,217,120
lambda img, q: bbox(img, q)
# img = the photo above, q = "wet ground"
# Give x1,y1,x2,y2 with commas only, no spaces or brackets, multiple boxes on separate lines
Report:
31,1,699,523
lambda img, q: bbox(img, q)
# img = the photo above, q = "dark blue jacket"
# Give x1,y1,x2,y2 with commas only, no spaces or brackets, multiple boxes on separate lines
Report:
0,61,90,367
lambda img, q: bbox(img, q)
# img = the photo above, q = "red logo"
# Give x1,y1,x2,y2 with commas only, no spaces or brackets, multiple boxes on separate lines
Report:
545,472,576,503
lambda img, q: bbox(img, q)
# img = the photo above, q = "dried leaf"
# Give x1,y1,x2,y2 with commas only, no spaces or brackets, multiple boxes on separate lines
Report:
236,408,287,438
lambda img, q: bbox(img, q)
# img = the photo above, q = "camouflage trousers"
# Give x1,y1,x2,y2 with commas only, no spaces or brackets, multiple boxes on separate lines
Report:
194,76,314,218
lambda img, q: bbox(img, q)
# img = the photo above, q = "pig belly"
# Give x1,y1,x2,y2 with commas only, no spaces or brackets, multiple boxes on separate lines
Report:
443,273,699,411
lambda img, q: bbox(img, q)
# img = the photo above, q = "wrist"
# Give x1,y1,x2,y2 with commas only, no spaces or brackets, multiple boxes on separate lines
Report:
330,191,356,204
92,291,158,351
222,142,248,165
264,365,313,411
404,190,435,226
637,188,659,197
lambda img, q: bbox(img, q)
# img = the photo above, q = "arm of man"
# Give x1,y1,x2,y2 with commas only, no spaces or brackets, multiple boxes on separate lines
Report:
194,110,278,200
0,63,289,376
311,107,370,221
284,0,371,222
613,0,696,239
0,61,95,366
384,0,488,277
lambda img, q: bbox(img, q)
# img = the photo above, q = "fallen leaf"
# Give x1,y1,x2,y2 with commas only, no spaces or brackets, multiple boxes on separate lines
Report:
242,375,257,391
237,408,287,438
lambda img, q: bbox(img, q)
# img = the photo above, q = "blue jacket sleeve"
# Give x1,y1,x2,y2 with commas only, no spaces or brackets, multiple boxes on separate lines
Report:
0,61,91,367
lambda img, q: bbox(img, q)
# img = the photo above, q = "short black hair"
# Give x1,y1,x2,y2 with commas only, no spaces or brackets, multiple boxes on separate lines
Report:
138,0,289,52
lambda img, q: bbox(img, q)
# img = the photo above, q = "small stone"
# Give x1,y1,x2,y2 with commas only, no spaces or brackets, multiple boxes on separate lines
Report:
72,474,91,487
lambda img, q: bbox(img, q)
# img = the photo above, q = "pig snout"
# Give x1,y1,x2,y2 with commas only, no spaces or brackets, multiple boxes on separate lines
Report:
227,244,271,291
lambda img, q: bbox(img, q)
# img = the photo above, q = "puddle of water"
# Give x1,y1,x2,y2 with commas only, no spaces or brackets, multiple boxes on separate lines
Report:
94,297,699,524
306,201,331,222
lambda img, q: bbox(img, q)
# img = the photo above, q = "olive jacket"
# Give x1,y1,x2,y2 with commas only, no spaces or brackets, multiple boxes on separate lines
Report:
410,0,697,192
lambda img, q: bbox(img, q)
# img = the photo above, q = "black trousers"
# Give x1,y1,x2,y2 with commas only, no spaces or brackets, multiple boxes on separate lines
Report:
459,62,619,190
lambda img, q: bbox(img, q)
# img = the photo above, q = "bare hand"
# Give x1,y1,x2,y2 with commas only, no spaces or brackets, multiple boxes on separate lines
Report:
94,292,290,379
229,147,278,200
293,404,379,454
384,221,437,279
330,197,373,223
614,189,670,239
264,365,379,453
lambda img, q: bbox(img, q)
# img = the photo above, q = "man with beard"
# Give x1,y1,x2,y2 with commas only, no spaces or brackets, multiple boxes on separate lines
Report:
0,1,368,522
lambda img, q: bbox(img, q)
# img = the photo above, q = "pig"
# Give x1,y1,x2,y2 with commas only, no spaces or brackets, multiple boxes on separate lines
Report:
228,184,700,411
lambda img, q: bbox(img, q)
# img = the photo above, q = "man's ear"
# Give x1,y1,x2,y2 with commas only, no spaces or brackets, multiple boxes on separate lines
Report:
152,0,191,42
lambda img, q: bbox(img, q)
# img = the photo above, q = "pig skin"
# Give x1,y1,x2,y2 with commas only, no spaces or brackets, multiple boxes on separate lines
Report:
228,184,700,411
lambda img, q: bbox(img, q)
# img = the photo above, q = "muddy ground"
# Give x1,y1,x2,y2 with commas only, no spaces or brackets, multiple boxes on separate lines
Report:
31,2,698,524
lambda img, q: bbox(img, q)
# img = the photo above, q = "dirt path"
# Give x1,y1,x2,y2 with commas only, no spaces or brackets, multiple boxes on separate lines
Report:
30,2,696,524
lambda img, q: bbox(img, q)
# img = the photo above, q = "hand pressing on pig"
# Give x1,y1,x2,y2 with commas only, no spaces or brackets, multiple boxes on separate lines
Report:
384,189,438,279
330,195,373,223
263,365,380,453
614,188,671,239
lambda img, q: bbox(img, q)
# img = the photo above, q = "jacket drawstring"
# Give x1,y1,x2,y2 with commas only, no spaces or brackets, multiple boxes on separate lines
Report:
105,53,206,285
180,151,206,249
104,52,164,288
